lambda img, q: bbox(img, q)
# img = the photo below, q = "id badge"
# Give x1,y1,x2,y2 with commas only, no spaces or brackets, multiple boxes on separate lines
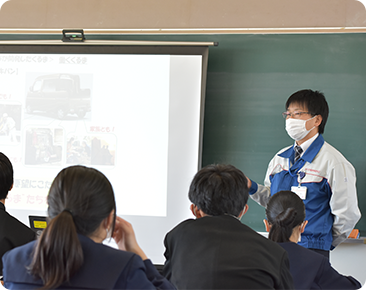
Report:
291,186,307,200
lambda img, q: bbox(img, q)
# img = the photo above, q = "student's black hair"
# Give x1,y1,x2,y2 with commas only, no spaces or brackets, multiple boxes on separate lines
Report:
266,191,305,243
28,165,116,289
285,89,329,134
188,164,249,216
0,152,13,200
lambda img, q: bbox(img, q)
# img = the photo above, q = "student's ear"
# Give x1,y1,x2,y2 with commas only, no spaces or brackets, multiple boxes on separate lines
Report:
300,220,308,233
9,183,13,191
190,204,205,219
190,204,197,217
238,204,249,219
263,219,271,232
104,210,115,230
243,204,249,215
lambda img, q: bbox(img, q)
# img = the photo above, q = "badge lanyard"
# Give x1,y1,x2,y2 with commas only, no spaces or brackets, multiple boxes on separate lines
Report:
288,159,307,200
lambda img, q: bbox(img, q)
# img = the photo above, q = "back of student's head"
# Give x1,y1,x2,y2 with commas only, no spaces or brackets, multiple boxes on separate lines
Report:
188,164,248,216
285,89,329,134
266,191,305,243
0,152,13,200
29,165,116,289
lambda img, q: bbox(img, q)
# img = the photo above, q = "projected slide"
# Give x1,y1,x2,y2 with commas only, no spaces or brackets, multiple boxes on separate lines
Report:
1,53,174,216
0,46,205,264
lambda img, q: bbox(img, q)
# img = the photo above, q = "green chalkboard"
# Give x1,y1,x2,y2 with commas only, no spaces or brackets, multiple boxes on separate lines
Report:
1,32,365,234
200,33,366,234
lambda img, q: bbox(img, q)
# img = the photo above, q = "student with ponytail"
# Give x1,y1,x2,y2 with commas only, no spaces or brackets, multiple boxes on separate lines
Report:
2,165,175,290
265,190,361,290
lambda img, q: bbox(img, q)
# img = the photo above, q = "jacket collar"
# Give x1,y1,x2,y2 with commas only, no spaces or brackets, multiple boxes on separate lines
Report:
279,134,324,164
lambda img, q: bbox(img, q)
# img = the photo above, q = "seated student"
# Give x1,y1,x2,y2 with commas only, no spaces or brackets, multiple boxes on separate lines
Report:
2,165,176,290
0,152,36,278
264,190,361,290
163,164,294,289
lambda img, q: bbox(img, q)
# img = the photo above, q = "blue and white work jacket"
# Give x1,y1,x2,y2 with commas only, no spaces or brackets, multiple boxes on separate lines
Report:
249,134,361,250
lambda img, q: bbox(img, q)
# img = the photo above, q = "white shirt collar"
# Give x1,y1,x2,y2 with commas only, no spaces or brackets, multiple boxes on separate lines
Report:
295,133,319,156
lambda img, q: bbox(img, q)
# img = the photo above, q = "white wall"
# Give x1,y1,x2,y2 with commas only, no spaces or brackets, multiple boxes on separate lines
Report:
0,0,365,29
331,241,366,286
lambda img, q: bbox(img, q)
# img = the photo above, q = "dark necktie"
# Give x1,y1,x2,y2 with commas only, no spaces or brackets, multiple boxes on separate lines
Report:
294,145,303,162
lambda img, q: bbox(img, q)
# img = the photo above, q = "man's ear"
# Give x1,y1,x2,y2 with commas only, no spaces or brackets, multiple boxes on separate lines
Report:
263,219,271,232
9,183,13,191
315,115,323,127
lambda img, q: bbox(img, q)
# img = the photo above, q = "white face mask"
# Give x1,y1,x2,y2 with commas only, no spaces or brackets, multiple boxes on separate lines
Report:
285,116,316,141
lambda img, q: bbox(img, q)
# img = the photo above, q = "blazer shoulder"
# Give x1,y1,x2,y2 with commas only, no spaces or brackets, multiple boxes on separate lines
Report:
0,210,35,236
279,242,324,271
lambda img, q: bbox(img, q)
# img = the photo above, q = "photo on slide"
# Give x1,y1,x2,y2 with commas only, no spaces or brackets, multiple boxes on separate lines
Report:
24,127,64,165
0,103,21,144
25,73,92,120
66,134,116,166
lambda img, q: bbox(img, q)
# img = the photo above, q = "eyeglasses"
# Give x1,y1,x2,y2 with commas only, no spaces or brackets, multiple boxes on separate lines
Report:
282,111,312,119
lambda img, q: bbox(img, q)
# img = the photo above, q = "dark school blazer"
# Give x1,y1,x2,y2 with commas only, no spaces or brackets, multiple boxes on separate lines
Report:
163,215,294,289
279,242,361,290
0,202,36,276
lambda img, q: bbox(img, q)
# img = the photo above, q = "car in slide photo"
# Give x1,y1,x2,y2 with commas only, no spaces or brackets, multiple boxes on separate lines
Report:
26,74,91,119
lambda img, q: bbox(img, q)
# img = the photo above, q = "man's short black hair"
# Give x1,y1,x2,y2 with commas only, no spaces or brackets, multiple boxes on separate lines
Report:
0,152,14,200
286,89,329,134
188,164,249,216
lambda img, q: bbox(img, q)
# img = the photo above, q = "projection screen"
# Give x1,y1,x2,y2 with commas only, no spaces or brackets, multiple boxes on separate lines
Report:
0,40,210,264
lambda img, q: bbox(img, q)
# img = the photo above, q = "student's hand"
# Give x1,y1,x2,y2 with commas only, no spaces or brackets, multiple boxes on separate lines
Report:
112,216,148,260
